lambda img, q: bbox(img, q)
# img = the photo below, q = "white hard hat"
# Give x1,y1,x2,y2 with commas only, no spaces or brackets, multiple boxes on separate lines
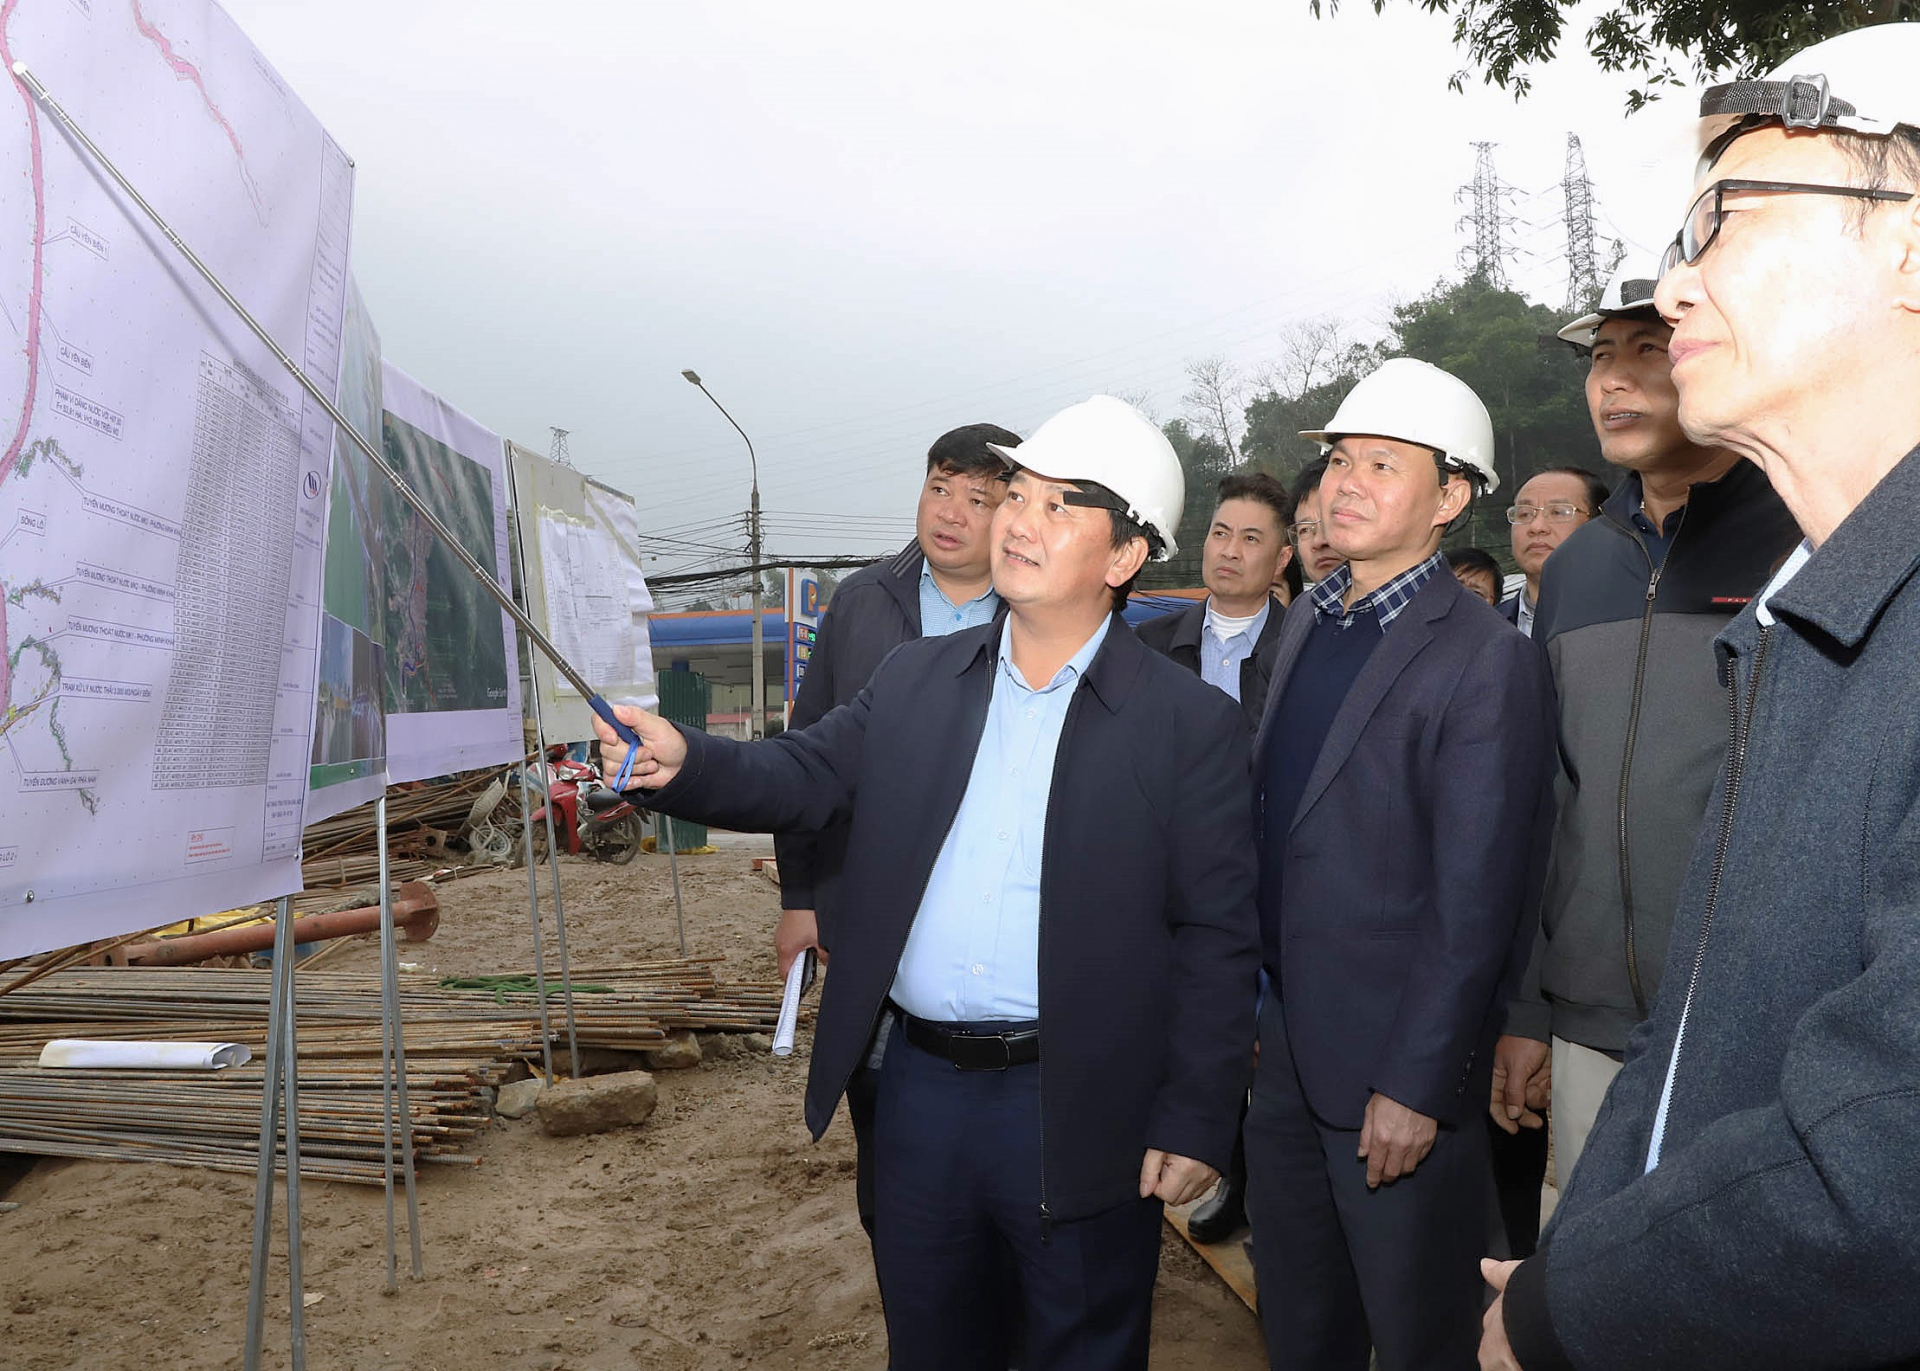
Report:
1557,264,1662,345
1694,23,1920,168
1299,357,1500,496
986,396,1185,560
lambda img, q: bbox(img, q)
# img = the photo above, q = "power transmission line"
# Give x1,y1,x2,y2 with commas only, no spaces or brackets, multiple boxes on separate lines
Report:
549,426,573,469
1456,142,1518,290
1560,134,1605,313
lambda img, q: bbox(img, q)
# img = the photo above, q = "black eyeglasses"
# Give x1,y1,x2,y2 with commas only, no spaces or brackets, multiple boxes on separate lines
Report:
1659,179,1915,278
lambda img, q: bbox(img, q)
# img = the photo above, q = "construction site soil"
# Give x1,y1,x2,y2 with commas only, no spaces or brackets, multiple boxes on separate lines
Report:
0,832,1265,1370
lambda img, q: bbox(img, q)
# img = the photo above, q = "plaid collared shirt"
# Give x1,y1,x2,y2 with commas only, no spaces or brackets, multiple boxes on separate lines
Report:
1308,551,1444,630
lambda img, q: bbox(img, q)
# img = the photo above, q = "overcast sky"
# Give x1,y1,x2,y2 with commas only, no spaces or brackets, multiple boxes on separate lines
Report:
222,0,1704,591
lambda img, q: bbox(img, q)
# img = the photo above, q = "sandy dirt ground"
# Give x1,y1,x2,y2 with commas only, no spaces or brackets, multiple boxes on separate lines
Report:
0,832,1266,1370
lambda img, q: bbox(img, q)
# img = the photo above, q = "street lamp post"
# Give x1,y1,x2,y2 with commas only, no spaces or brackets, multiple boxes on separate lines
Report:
681,370,765,739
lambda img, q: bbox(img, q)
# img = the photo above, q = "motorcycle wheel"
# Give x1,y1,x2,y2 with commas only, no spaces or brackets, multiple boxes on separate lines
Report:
588,813,642,865
525,822,550,867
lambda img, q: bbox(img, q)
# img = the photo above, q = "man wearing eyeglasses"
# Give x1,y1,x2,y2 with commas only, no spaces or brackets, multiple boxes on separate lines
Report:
1287,457,1343,585
1484,24,1920,1371
1486,261,1797,1220
1498,469,1609,636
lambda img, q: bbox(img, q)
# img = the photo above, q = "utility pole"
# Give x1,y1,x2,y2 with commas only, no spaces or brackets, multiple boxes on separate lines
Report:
680,370,765,739
549,426,573,468
1455,141,1515,290
1561,134,1604,313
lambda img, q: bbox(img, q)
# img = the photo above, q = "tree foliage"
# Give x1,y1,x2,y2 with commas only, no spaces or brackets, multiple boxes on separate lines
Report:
1236,274,1594,571
1138,418,1239,590
1387,275,1592,557
1312,0,1915,108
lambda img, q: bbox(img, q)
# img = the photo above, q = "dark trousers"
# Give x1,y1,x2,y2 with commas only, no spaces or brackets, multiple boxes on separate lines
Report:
850,1058,880,1239
1485,1112,1546,1260
871,1022,1163,1371
1244,998,1489,1371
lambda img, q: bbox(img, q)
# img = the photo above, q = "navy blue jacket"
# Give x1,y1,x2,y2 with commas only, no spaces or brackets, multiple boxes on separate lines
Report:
1252,570,1557,1129
774,544,926,938
644,612,1262,1221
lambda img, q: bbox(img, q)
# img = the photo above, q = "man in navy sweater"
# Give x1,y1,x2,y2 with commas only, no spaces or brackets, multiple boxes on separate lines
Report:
599,396,1259,1371
1246,359,1557,1370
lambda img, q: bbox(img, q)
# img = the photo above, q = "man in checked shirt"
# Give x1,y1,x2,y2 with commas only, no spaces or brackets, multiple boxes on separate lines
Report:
1244,359,1556,1371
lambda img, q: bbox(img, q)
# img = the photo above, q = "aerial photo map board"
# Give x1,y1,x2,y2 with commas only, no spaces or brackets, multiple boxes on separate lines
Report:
508,443,657,742
0,0,352,957
306,279,388,824
377,363,520,783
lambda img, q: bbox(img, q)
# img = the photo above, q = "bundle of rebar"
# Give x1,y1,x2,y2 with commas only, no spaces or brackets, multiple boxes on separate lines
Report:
0,960,798,1181
0,1060,501,1183
299,770,507,889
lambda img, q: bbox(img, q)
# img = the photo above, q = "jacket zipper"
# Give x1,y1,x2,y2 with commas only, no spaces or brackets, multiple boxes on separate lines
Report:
1662,625,1772,1125
1035,684,1088,1247
1612,503,1686,1021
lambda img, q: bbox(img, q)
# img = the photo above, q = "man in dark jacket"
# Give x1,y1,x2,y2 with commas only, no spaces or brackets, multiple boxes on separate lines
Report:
1489,268,1798,1194
1246,358,1557,1371
771,423,1017,1256
1485,26,1920,1367
774,423,1017,979
1136,470,1291,730
1136,469,1292,1247
601,396,1259,1371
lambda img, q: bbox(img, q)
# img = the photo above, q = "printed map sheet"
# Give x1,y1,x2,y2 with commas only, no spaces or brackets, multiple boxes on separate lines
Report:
507,445,656,742
305,277,386,824
0,0,351,958
377,363,519,783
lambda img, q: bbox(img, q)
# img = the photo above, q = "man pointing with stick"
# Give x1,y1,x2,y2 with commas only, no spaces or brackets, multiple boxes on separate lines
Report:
598,396,1259,1371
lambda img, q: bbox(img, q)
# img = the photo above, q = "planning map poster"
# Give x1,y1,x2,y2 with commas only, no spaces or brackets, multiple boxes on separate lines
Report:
305,277,387,824
377,362,520,783
507,444,656,742
0,0,351,957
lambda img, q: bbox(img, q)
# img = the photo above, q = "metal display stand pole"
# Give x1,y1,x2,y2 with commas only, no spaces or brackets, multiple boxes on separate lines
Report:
243,897,307,1371
529,698,583,1074
516,757,557,1080
376,798,425,1287
663,815,688,957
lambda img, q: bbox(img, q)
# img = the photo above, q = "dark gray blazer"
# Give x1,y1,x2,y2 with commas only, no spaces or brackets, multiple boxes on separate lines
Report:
1251,570,1557,1129
1507,448,1920,1370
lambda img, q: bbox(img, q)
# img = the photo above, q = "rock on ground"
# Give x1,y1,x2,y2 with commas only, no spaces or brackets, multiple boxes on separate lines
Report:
494,1078,543,1120
696,1031,772,1061
536,1070,658,1137
644,1029,703,1070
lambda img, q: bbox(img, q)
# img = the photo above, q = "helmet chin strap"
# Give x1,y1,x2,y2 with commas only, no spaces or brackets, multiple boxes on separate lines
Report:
1700,75,1851,130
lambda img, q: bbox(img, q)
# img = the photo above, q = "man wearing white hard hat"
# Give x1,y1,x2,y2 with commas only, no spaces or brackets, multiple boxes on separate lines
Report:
1485,23,1920,1371
597,396,1259,1370
1488,265,1797,1217
1242,357,1557,1370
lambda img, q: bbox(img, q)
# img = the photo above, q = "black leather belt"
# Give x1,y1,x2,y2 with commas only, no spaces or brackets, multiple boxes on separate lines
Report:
899,1012,1041,1071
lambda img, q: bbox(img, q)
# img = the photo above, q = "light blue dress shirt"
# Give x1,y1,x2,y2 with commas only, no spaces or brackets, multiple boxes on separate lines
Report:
919,561,999,637
1198,597,1270,702
888,615,1112,1023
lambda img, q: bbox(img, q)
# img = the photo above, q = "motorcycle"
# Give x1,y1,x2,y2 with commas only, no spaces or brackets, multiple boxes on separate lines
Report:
518,744,644,865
